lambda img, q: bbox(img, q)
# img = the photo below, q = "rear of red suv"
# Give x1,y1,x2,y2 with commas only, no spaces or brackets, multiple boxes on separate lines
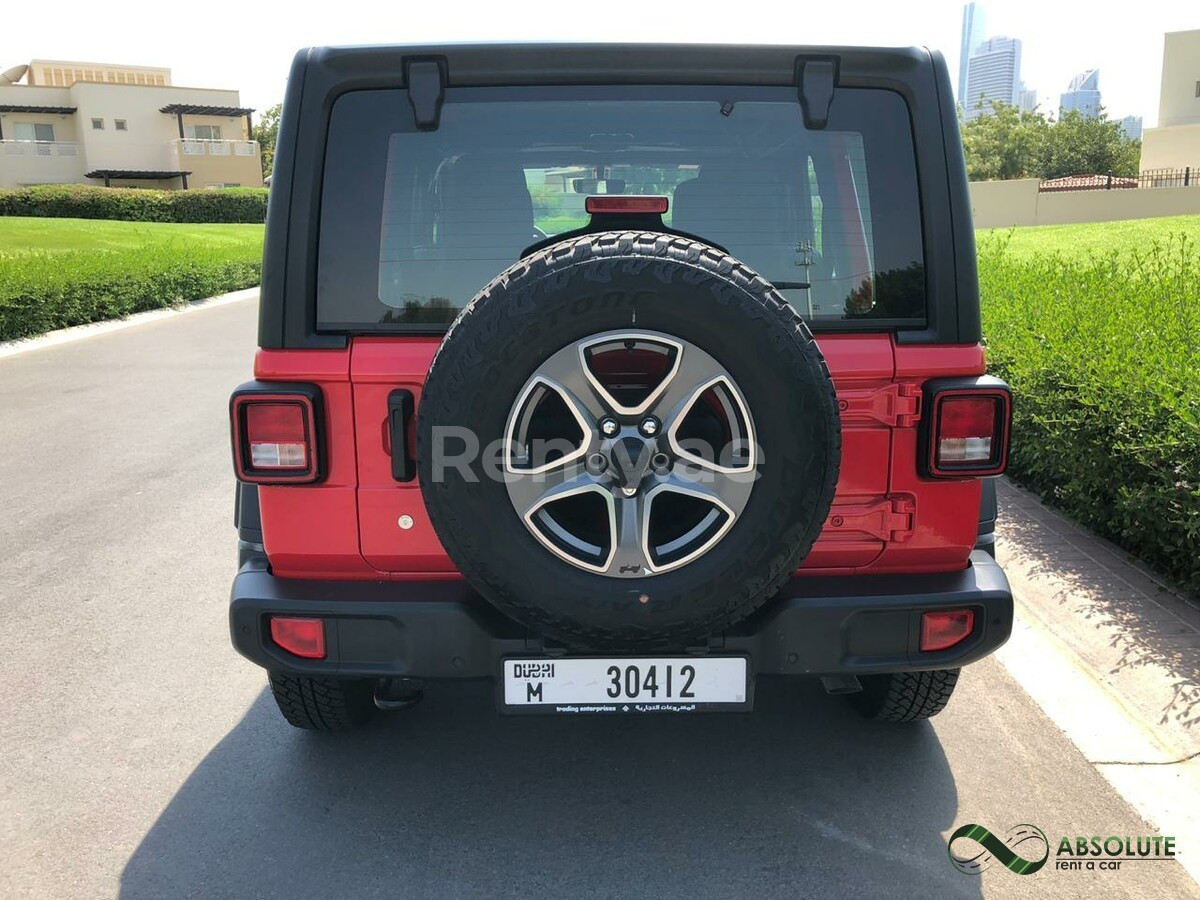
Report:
229,43,1012,731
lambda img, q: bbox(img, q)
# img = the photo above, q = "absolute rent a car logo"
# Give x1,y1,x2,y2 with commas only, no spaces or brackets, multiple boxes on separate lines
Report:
947,822,1179,876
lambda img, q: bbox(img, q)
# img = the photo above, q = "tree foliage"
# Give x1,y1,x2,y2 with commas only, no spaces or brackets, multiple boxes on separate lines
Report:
256,103,283,180
1040,109,1142,180
961,103,1141,181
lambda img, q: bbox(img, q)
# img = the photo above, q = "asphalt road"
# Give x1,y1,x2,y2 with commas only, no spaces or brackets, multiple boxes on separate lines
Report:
0,297,1195,899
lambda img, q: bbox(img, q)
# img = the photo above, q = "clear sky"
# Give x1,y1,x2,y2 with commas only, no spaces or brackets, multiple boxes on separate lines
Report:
1,0,1194,126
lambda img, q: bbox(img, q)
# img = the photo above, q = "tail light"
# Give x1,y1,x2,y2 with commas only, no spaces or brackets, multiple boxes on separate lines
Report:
922,377,1012,478
920,609,975,652
230,382,324,484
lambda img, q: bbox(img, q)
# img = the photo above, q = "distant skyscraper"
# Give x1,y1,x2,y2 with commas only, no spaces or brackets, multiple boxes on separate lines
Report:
1060,69,1102,117
1018,84,1038,113
964,36,1023,120
958,2,988,103
1118,115,1143,141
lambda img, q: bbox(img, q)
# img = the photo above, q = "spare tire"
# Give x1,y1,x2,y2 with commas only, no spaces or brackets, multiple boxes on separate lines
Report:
417,232,840,649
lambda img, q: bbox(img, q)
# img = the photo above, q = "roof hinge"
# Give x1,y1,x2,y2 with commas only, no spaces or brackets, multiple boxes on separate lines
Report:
826,496,916,543
405,58,447,131
838,382,923,428
796,57,839,130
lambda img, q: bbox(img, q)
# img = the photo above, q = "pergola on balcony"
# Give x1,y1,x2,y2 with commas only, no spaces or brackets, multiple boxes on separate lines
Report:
159,103,255,142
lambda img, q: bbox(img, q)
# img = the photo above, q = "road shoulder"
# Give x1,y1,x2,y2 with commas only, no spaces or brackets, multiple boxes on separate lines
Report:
995,477,1200,884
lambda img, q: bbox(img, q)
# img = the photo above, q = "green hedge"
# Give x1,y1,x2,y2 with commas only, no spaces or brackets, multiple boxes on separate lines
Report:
0,184,267,223
980,233,1200,593
0,221,263,341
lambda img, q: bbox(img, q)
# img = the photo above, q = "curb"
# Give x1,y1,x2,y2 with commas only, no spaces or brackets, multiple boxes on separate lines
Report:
0,287,259,360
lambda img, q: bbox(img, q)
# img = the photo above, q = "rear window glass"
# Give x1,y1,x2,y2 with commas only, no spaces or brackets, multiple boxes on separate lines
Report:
317,85,925,330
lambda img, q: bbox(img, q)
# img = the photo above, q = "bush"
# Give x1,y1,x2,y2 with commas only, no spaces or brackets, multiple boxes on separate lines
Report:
0,184,267,223
0,220,263,340
980,233,1200,593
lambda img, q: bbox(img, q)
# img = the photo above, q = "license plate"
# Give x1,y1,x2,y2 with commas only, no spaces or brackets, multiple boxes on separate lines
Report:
501,656,751,714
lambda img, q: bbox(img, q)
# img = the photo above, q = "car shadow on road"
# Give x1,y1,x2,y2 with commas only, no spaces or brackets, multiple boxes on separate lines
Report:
119,678,981,899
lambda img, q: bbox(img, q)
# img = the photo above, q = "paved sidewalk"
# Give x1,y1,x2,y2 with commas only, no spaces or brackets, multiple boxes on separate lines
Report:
995,478,1200,758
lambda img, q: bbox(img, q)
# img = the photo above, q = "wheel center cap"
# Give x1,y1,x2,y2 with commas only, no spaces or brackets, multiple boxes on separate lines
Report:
609,435,655,492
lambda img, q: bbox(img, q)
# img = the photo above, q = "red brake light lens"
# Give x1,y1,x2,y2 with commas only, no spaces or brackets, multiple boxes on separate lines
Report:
920,609,975,652
938,397,998,464
585,195,669,215
231,389,321,484
269,616,326,659
929,391,1010,476
246,403,309,469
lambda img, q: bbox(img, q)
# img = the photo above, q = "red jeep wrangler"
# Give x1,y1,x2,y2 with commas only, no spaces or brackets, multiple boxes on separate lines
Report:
229,43,1013,730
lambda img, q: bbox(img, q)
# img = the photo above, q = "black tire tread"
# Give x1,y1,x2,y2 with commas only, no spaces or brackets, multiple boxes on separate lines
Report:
849,668,961,722
267,672,376,731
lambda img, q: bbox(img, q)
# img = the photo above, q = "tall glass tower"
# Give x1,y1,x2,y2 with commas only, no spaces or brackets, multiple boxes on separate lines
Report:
958,3,988,104
1060,70,1102,117
964,36,1023,120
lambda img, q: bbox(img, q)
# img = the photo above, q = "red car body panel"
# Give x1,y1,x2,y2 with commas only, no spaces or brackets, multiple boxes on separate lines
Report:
253,336,989,583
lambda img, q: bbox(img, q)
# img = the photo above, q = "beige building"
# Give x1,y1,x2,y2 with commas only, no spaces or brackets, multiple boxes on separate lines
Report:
1140,30,1200,172
0,59,262,190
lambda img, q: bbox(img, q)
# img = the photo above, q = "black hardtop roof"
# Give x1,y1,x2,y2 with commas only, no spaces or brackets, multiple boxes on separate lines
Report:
303,42,933,86
258,40,980,349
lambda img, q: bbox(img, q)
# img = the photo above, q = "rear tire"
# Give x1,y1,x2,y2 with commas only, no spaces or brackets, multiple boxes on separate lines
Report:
847,669,961,722
267,672,377,731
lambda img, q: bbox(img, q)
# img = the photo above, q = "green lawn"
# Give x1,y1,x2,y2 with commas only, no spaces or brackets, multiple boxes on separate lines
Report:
0,216,265,342
977,214,1200,260
0,216,263,258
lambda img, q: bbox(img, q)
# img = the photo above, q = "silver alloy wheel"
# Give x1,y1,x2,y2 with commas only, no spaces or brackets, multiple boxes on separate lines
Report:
503,330,757,577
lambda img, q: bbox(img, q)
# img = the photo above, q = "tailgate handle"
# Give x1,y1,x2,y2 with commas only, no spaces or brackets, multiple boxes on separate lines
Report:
388,389,415,482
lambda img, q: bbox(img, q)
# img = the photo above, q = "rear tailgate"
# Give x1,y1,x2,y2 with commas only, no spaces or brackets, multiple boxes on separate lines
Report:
345,334,982,576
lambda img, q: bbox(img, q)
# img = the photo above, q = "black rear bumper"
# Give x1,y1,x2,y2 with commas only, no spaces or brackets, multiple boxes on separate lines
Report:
229,551,1012,679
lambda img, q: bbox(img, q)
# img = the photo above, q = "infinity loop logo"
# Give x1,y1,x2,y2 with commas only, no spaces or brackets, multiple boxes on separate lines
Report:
948,823,1050,876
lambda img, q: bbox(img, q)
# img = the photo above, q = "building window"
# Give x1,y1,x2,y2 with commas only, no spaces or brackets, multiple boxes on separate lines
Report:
1195,80,1200,98
91,118,105,130
186,124,222,141
115,119,128,131
13,123,56,142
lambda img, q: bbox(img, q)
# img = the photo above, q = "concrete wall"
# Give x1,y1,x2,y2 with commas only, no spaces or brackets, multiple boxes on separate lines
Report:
0,142,87,187
970,178,1200,228
175,148,263,188
968,179,1041,227
1141,122,1200,171
1158,31,1200,128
